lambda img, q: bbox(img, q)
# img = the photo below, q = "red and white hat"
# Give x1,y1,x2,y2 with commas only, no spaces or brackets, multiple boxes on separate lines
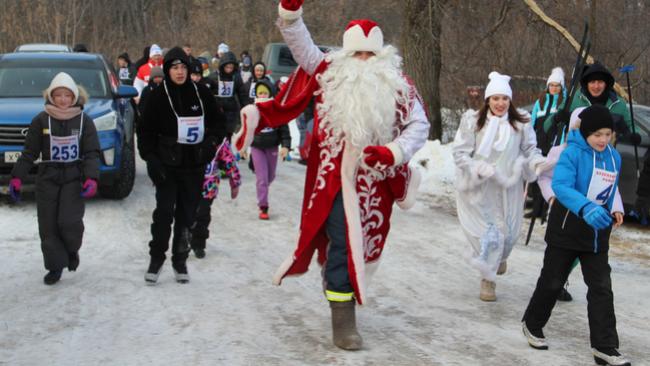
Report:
343,19,383,53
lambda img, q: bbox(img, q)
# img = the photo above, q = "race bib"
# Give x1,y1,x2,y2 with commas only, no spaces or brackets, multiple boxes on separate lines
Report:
50,135,80,162
260,127,274,133
177,116,205,145
218,81,234,97
587,168,617,205
248,82,257,98
119,68,130,81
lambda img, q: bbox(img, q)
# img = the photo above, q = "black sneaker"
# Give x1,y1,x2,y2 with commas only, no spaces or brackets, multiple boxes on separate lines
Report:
44,270,63,285
193,247,206,259
172,262,190,284
557,286,573,302
592,348,631,366
68,252,80,272
144,258,164,285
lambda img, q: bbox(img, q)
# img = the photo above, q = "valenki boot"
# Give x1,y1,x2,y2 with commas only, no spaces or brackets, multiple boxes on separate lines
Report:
330,301,362,350
480,279,496,301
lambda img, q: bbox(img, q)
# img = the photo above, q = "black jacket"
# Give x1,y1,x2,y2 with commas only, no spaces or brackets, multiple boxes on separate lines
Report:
545,199,613,253
12,111,100,183
252,124,291,150
138,80,161,116
211,51,247,115
137,47,227,169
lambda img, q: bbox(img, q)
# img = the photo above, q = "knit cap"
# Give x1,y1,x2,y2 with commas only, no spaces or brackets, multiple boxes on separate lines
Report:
547,67,565,88
484,71,512,100
578,104,614,139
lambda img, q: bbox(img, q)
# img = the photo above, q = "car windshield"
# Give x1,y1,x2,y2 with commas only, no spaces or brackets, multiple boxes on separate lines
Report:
0,58,110,98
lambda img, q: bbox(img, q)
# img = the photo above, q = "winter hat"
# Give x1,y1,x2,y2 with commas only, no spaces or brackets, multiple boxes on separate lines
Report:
190,60,202,75
162,46,190,80
217,43,229,55
73,43,88,52
580,62,614,90
343,19,384,53
149,44,163,57
150,67,164,79
578,104,614,139
569,107,586,131
255,79,275,99
46,72,79,105
484,71,512,100
255,83,271,97
546,67,565,88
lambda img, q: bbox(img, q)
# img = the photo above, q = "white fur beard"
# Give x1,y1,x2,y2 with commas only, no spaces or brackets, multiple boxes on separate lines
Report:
316,46,410,162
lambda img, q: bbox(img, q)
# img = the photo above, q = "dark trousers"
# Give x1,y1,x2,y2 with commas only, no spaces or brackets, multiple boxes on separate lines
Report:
522,245,619,349
324,192,353,293
190,198,214,249
149,168,203,264
36,178,84,271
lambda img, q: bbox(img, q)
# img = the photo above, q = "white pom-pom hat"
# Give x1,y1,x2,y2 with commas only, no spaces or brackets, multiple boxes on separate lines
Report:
546,67,565,88
484,71,512,100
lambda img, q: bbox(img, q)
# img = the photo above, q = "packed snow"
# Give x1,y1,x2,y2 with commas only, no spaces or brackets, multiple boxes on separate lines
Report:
1,132,649,365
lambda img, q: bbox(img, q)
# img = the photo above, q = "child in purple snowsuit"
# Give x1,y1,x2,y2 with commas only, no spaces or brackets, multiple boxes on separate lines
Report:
249,79,291,220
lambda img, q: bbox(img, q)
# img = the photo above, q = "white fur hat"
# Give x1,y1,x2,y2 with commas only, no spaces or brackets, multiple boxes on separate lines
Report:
343,19,384,53
547,67,565,88
484,71,512,100
218,43,229,54
569,106,586,130
46,72,79,105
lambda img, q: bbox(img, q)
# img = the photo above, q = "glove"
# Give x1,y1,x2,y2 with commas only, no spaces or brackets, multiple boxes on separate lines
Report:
629,132,642,146
553,109,571,125
534,157,554,176
473,161,495,179
8,177,21,202
280,0,304,11
146,156,167,186
582,203,613,230
81,179,97,198
363,145,395,170
279,0,304,20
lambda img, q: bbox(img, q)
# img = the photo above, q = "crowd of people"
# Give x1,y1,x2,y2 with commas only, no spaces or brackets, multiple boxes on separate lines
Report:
4,0,649,364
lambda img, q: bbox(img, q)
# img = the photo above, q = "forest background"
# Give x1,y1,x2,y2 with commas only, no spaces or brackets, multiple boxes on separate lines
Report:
1,0,649,140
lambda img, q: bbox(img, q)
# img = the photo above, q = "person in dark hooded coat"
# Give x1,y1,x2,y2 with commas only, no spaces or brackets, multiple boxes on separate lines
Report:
137,46,227,285
210,51,248,137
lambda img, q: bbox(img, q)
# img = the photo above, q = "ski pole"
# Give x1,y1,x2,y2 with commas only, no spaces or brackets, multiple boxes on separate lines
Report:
619,64,641,179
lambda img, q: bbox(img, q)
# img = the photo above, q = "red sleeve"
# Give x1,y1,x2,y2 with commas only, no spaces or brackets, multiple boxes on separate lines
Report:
256,60,327,128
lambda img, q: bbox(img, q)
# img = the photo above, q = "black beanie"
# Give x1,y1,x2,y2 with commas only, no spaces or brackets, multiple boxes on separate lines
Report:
579,104,614,139
190,59,202,75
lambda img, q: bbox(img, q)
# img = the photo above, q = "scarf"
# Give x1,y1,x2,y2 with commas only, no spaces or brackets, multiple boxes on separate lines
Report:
45,104,82,121
476,112,511,159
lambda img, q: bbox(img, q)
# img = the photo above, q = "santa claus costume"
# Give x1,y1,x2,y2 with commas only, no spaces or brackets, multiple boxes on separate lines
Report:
234,0,430,350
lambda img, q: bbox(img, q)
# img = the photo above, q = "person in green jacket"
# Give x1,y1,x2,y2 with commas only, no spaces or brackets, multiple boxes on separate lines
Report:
543,62,632,142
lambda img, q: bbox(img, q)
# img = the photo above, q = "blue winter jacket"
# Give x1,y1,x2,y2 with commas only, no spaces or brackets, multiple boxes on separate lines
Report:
545,129,621,252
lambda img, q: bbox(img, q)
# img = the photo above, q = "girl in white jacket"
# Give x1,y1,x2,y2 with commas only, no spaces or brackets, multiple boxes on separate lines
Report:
453,72,546,301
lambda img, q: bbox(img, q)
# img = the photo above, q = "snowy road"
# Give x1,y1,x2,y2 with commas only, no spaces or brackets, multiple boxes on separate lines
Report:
1,153,649,366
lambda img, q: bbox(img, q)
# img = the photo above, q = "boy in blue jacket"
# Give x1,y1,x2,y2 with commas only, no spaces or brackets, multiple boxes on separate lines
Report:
521,105,630,366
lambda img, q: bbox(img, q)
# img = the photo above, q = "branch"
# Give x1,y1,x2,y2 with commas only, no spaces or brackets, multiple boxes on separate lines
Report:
523,0,629,100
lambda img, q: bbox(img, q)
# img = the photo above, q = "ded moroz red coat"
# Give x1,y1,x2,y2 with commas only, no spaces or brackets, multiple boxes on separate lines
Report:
234,17,429,305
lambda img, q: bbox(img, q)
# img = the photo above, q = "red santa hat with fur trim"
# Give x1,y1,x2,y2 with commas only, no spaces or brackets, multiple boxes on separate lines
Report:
278,1,383,53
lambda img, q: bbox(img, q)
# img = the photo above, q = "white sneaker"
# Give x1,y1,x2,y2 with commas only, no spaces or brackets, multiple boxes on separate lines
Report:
522,322,548,350
592,348,631,366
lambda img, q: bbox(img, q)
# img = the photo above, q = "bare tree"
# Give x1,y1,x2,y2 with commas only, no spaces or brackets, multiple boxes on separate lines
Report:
401,0,443,140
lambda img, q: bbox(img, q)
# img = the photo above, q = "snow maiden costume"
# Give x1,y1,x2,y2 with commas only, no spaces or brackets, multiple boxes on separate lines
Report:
452,72,545,301
234,0,429,350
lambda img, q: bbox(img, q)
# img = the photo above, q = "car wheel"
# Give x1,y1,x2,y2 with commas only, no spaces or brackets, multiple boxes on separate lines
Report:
99,142,135,199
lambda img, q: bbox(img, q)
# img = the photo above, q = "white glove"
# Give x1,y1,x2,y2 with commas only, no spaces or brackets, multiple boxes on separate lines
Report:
474,161,495,179
533,157,553,176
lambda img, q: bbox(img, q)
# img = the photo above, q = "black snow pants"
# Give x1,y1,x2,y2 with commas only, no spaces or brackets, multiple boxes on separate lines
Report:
522,244,619,349
149,167,203,265
190,197,214,249
36,174,84,271
323,192,354,296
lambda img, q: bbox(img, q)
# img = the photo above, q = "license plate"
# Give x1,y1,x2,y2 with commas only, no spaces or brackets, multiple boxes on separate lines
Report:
4,151,21,163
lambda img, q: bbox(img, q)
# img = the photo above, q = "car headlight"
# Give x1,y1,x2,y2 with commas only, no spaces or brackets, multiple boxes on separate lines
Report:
94,111,117,131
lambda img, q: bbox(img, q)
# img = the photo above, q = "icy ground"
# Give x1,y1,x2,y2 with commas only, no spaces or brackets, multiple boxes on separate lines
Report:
1,140,649,366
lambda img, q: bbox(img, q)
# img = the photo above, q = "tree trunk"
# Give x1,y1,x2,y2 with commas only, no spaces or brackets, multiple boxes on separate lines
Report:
401,0,442,141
